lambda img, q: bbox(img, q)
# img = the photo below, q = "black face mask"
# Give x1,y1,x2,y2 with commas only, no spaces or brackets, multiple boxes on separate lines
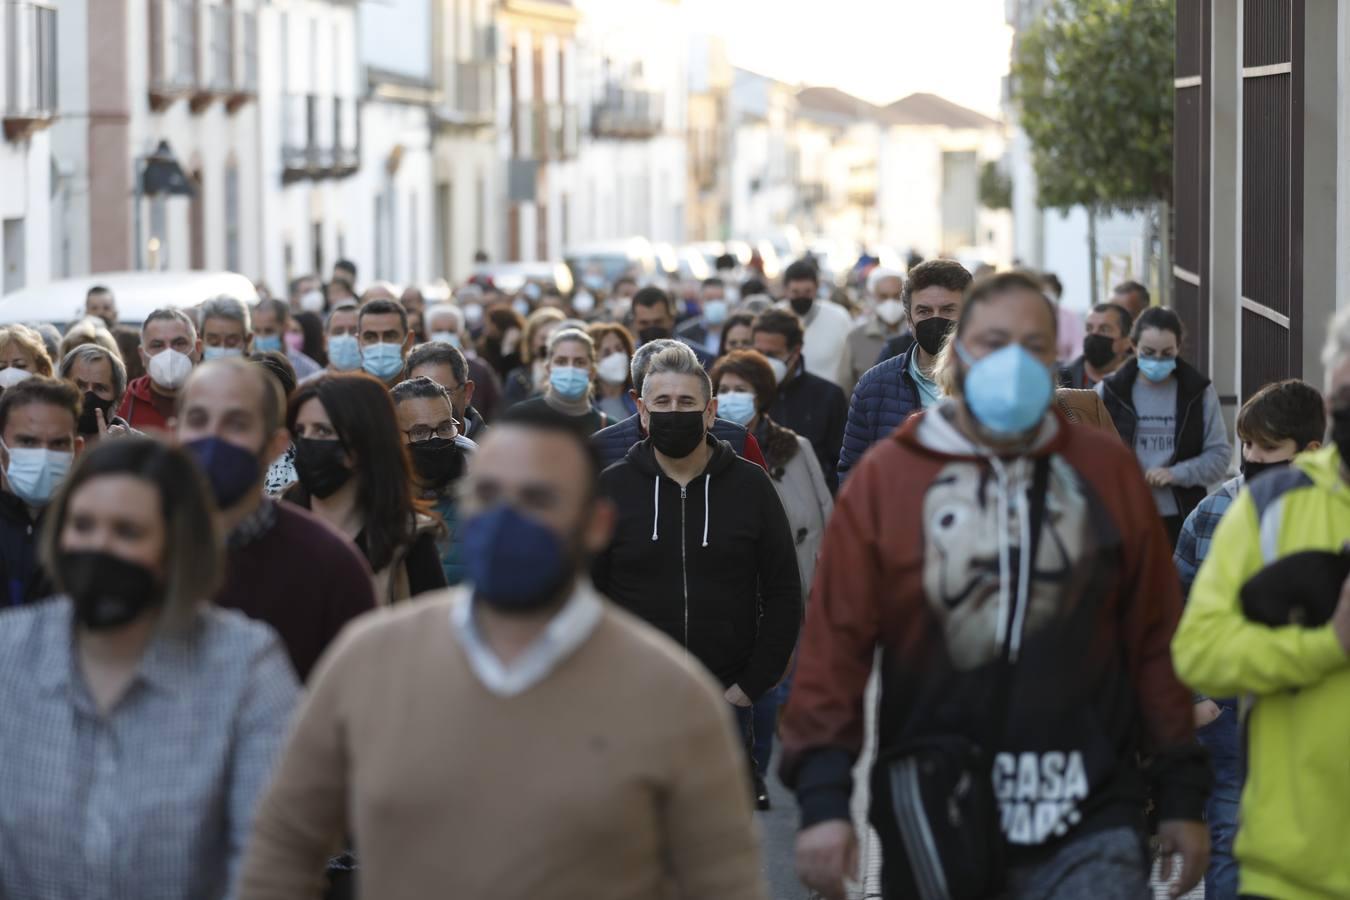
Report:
408,438,466,491
647,410,707,458
789,296,815,318
1332,407,1350,466
1082,334,1119,369
913,316,956,357
60,550,162,631
638,326,672,345
293,437,354,499
1241,456,1291,483
78,391,116,435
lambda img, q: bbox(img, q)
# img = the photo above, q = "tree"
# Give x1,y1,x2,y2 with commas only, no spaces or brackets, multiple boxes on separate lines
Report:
979,160,1013,210
1011,0,1174,301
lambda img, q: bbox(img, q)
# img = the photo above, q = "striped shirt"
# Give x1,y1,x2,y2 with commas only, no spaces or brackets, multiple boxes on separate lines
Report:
0,600,299,900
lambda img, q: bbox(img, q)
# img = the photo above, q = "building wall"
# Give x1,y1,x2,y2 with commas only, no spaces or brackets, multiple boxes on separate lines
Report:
0,131,53,293
356,98,435,286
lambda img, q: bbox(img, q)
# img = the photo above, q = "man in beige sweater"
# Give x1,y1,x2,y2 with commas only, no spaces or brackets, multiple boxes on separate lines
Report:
240,404,768,900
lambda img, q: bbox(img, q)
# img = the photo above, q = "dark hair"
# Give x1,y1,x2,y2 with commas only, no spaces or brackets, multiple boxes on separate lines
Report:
1237,379,1326,451
613,275,637,289
293,310,327,366
955,270,1059,340
783,259,819,287
904,259,974,314
1090,302,1133,336
632,286,675,317
113,326,145,382
255,297,291,327
1113,280,1150,305
486,305,526,336
250,350,297,401
86,285,113,301
407,341,469,389
335,259,357,280
752,308,804,350
359,298,409,335
326,303,360,334
287,373,421,572
40,437,223,631
715,253,738,271
1130,306,1185,346
740,277,769,298
0,375,81,436
1043,273,1063,298
701,277,725,289
391,375,454,408
586,323,636,388
710,350,778,416
719,313,756,356
495,402,603,500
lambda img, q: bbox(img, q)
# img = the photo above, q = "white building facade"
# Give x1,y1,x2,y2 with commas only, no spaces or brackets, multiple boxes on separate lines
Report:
0,0,56,294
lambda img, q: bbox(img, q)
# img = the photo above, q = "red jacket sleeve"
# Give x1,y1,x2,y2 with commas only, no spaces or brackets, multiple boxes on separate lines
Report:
741,433,767,471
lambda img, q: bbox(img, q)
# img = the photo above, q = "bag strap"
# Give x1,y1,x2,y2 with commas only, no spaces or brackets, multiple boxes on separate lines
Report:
987,455,1051,745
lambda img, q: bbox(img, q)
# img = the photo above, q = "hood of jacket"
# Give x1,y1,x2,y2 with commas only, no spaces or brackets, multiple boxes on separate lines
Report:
904,398,1064,463
1294,444,1348,493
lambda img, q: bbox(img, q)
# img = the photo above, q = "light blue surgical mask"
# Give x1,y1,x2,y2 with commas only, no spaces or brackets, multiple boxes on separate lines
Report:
717,391,757,426
549,365,592,400
430,331,462,350
704,300,729,326
955,341,1053,437
362,342,406,381
3,443,73,507
254,334,283,354
203,346,243,361
328,334,362,371
1138,356,1177,383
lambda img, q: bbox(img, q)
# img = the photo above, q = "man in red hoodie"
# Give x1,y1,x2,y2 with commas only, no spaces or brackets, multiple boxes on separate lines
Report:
781,272,1209,900
117,307,201,433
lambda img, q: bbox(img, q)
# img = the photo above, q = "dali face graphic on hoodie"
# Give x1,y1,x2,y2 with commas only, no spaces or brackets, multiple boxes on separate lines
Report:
920,456,1091,672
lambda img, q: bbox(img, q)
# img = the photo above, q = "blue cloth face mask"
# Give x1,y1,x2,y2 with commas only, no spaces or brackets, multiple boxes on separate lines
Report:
1138,357,1177,383
717,391,757,426
3,443,73,506
703,300,729,326
327,334,362,371
955,341,1053,437
462,504,572,611
549,366,591,400
362,343,406,381
253,334,283,354
203,346,244,362
186,437,260,508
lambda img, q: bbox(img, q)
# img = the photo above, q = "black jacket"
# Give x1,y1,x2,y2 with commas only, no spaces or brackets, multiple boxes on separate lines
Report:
594,436,802,700
1099,356,1211,518
592,413,752,470
769,361,847,493
0,491,48,607
1058,355,1091,390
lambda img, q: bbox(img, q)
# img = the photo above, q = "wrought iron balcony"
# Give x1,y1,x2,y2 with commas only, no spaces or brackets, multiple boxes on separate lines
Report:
282,93,360,182
591,85,663,139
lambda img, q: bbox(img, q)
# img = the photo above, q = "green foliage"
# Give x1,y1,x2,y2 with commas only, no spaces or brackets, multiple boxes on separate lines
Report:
1011,0,1174,210
979,160,1013,209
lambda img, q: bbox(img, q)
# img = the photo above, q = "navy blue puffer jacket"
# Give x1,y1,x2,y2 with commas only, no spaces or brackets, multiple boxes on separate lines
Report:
837,345,922,483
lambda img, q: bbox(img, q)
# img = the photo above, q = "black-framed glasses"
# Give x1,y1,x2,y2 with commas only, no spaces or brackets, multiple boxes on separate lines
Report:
404,422,459,443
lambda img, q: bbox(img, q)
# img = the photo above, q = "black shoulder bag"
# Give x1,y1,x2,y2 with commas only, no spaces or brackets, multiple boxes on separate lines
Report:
875,457,1050,900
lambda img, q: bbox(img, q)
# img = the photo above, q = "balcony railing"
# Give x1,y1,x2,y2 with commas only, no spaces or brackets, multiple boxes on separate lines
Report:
449,60,494,124
282,93,360,182
148,0,198,108
3,1,57,140
224,8,257,112
591,85,663,140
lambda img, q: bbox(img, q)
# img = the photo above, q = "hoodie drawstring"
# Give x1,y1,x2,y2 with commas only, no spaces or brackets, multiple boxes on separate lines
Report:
989,457,1034,663
701,474,710,547
989,458,1012,656
1010,464,1033,663
650,476,660,541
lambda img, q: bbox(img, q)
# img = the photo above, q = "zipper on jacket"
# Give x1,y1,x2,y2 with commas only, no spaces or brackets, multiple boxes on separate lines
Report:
680,485,689,648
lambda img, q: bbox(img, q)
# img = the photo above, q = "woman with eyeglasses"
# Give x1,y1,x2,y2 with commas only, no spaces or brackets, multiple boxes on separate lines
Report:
1097,306,1230,546
283,373,447,605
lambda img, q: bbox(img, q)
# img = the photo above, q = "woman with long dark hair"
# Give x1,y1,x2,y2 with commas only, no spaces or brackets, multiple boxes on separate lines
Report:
0,438,298,898
288,311,328,369
284,373,447,604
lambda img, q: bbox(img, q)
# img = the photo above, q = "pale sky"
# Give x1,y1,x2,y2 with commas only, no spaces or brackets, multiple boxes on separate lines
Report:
684,0,1014,118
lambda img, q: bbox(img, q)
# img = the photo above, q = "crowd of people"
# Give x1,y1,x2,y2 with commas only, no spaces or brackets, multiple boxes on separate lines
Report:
0,250,1345,900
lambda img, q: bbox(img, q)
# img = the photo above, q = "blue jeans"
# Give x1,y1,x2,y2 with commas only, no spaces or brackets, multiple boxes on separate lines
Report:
1198,699,1241,900
751,676,792,776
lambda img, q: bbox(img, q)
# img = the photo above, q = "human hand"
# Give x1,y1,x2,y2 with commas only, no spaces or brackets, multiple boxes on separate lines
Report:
95,407,127,439
1158,819,1209,899
724,684,752,708
795,819,858,900
1192,699,1221,728
1146,468,1175,487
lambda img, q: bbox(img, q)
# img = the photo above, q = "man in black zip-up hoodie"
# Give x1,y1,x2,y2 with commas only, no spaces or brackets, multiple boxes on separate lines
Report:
594,343,801,717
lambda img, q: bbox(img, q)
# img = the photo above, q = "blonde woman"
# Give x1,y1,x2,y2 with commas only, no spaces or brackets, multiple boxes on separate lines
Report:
0,325,54,388
58,317,122,363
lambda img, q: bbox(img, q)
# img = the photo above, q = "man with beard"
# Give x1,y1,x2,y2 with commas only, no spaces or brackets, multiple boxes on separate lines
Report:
240,404,769,900
392,376,476,585
176,358,376,681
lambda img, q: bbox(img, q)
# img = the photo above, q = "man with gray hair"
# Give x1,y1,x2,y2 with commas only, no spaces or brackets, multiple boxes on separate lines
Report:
590,339,767,470
200,295,254,361
594,342,801,805
117,307,201,432
842,266,909,395
59,344,131,442
423,302,502,420
1173,305,1350,900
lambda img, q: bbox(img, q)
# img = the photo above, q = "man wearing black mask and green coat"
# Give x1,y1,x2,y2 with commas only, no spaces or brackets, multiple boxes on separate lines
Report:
594,342,801,767
392,376,476,585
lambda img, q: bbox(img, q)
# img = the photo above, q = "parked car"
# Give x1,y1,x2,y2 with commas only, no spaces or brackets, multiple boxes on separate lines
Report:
564,238,659,289
0,270,261,329
469,261,574,297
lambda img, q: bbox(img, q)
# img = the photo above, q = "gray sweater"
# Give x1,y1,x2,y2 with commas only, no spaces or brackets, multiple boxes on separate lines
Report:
1095,377,1231,515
